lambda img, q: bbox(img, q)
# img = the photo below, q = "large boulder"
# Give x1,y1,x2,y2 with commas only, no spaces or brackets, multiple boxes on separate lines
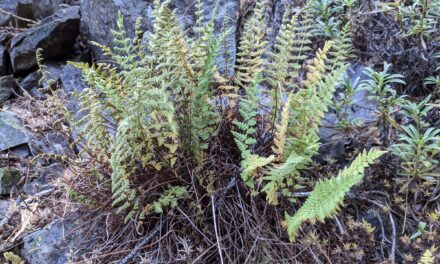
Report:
0,75,18,103
0,168,21,195
9,6,80,73
0,112,28,151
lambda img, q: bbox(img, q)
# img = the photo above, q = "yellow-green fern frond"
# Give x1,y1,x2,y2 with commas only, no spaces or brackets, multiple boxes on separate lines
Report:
272,93,292,160
418,246,437,264
235,0,268,89
284,149,386,241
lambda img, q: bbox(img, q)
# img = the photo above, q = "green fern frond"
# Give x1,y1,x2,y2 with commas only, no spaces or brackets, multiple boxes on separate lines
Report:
235,0,268,89
284,149,386,241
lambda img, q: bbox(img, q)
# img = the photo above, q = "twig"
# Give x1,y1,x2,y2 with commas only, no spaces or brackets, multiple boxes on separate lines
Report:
118,221,163,264
0,8,38,25
388,212,396,264
211,195,224,264
333,215,345,235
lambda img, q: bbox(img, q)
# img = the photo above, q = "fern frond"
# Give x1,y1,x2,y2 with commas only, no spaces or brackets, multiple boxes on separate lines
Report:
418,246,437,264
284,149,386,241
235,0,268,89
272,93,292,160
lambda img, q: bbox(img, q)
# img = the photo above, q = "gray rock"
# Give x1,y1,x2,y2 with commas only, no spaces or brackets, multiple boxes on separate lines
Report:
319,64,379,162
0,112,28,151
21,218,96,264
32,0,79,20
60,64,87,115
0,46,6,75
0,199,12,219
9,6,80,73
28,131,71,156
80,0,238,71
23,163,63,195
20,70,42,97
9,144,32,158
199,0,238,75
80,0,152,60
0,168,21,195
0,0,19,27
0,0,37,28
0,75,18,103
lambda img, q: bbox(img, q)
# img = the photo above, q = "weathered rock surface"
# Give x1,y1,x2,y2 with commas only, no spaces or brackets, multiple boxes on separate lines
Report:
319,64,379,162
28,131,71,157
80,0,151,60
0,0,37,28
0,45,7,75
0,112,28,151
9,6,80,73
0,75,18,103
80,0,238,69
0,199,12,219
19,70,41,96
23,163,63,195
21,218,96,264
0,168,21,195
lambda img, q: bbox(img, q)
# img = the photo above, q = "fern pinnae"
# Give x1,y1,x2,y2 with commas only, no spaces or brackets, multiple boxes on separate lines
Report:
284,149,386,242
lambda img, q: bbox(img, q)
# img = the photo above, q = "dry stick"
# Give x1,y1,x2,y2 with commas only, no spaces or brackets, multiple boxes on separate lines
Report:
118,221,163,264
0,8,38,25
389,212,396,264
211,195,225,264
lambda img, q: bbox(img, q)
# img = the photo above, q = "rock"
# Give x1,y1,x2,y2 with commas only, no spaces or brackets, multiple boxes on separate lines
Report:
80,0,152,60
0,112,28,151
0,75,18,103
319,64,379,162
23,163,63,195
40,61,65,90
0,1,19,27
9,6,80,73
32,0,79,20
28,131,71,157
80,0,238,70
9,144,32,158
0,46,7,75
0,199,12,219
21,218,97,264
0,0,36,28
0,168,21,195
199,0,238,74
60,64,87,115
19,70,42,97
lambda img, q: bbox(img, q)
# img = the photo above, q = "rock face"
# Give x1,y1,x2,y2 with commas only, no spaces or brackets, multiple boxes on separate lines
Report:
0,112,28,151
80,0,238,69
0,75,18,103
21,218,95,264
319,64,379,162
23,163,63,195
0,168,21,195
9,6,80,73
80,0,152,60
0,45,7,75
0,199,12,219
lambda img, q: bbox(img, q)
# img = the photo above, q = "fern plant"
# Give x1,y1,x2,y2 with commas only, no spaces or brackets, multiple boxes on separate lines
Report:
232,0,384,240
284,148,385,241
70,0,224,222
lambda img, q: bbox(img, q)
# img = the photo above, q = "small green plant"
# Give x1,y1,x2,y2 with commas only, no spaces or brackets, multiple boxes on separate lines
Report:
391,124,440,182
391,95,439,183
360,62,406,128
331,76,362,129
424,52,440,91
